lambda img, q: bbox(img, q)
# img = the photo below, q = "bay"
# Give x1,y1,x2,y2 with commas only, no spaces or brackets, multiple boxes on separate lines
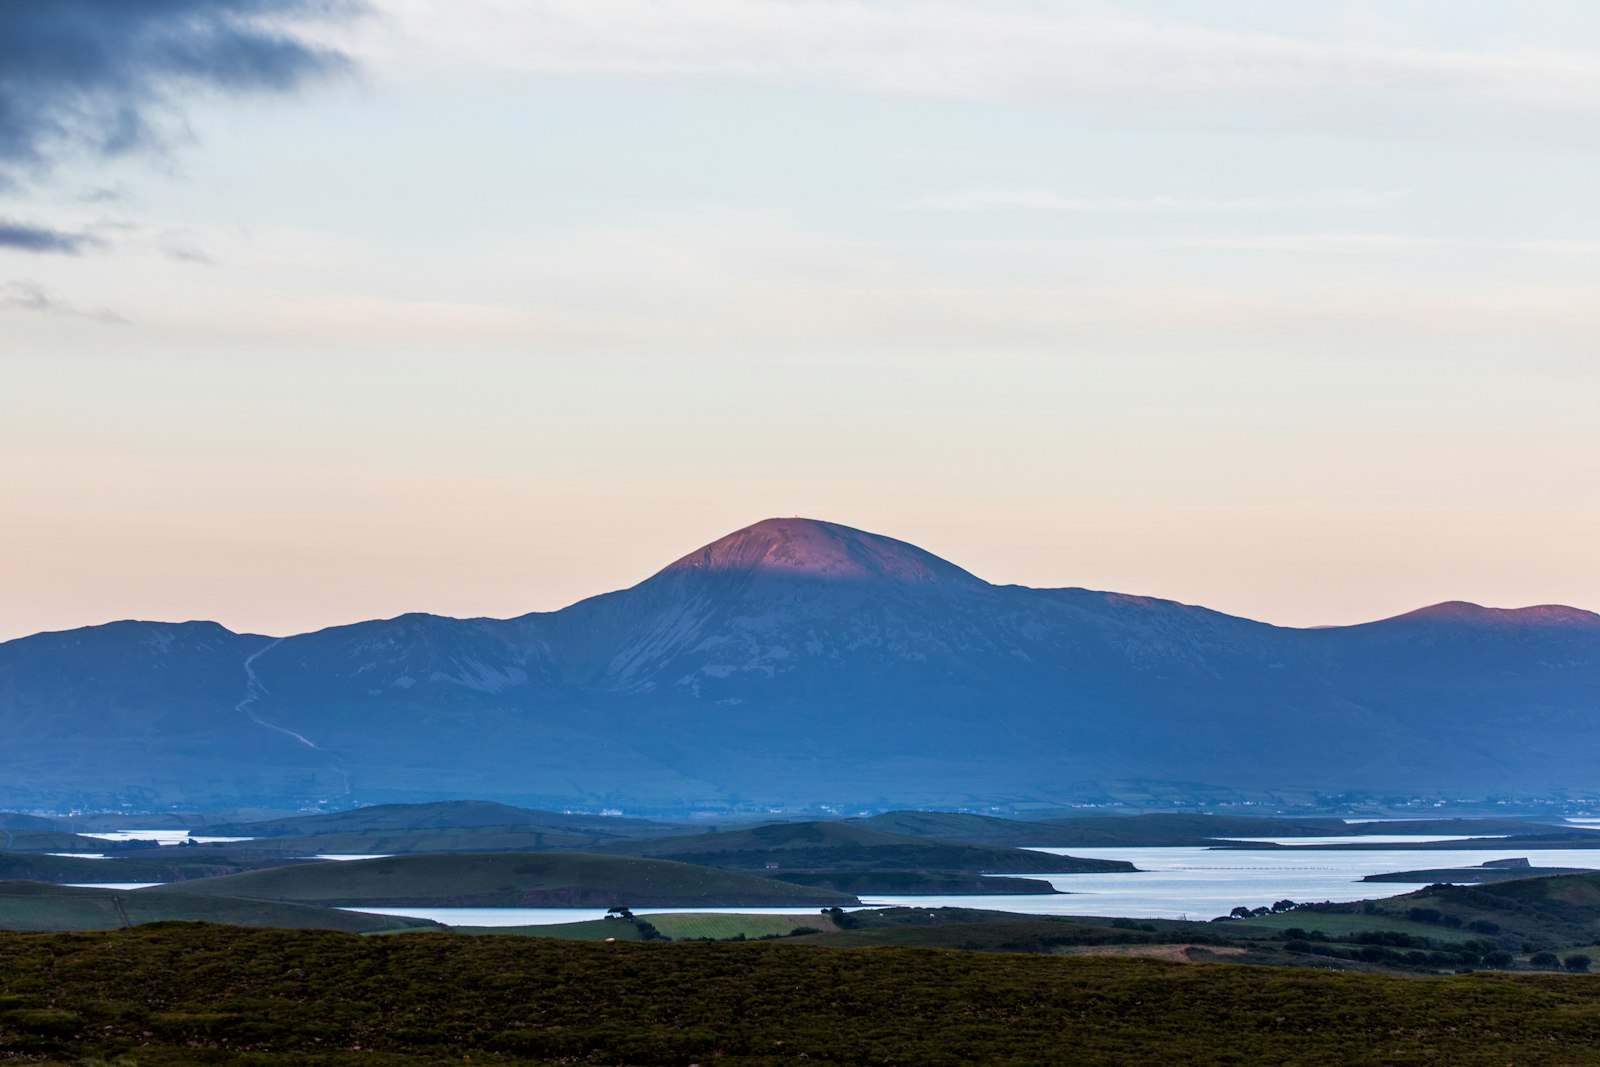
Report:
342,843,1600,926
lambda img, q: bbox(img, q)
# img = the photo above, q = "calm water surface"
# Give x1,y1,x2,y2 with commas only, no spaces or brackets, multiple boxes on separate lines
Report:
79,831,253,845
341,841,1600,925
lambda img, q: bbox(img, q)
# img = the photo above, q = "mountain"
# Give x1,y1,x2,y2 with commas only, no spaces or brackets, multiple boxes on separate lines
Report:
2,517,1598,811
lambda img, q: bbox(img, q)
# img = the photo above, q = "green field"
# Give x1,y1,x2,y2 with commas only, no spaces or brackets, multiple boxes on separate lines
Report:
7,923,1600,1065
144,851,858,908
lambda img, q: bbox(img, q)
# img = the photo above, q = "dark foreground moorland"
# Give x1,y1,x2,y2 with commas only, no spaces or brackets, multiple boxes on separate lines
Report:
4,923,1600,1065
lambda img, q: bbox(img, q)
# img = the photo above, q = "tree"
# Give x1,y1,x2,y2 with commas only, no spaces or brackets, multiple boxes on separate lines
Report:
1564,954,1592,973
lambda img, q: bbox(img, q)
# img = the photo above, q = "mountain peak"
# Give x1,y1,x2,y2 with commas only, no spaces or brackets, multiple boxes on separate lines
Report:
660,518,987,588
1388,601,1600,627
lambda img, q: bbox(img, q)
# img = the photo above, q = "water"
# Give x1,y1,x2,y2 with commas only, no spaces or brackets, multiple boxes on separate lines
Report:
1219,835,1502,846
62,882,165,890
342,843,1600,925
77,831,254,845
45,852,107,859
314,854,392,862
346,905,839,927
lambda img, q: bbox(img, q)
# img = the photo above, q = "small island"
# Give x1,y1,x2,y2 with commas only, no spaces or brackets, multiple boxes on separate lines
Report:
1363,857,1590,884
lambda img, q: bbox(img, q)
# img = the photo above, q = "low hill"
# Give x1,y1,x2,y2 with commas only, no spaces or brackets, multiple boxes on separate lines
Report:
762,871,1062,895
850,811,1068,846
599,821,1133,874
218,828,652,855
0,850,309,884
1364,864,1589,884
1229,871,1600,952
0,881,439,933
0,831,119,853
1387,872,1600,946
147,852,859,908
207,800,678,840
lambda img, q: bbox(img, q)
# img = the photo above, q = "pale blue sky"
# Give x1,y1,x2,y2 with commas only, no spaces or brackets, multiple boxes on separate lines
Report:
4,1,1599,640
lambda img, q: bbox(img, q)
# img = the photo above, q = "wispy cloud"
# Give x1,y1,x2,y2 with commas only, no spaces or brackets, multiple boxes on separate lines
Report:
0,1,360,186
1173,233,1448,252
380,1,1600,117
0,219,102,255
914,190,1410,213
0,280,127,324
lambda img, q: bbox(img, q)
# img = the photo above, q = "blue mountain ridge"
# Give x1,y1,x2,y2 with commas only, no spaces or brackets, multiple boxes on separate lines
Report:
3,518,1598,811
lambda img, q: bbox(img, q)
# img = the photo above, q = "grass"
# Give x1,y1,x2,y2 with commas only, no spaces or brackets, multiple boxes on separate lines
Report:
143,851,858,908
602,819,1132,873
8,923,1600,1064
1228,911,1482,944
0,881,438,934
207,800,678,840
0,849,311,884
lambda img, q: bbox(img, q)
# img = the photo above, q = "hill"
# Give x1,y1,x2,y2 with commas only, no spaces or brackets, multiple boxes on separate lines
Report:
0,881,438,933
596,820,1133,874
3,517,1599,810
146,852,858,908
0,850,315,884
206,800,678,839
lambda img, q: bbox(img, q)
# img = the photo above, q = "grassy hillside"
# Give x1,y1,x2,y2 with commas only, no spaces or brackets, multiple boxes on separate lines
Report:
226,828,642,855
0,850,310,884
147,852,858,908
0,831,118,853
1223,871,1600,957
934,813,1571,848
0,882,439,934
601,820,1132,874
765,870,1060,895
8,924,1600,1064
208,800,678,840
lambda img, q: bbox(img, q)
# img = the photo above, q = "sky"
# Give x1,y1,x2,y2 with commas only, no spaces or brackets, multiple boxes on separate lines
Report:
4,0,1600,642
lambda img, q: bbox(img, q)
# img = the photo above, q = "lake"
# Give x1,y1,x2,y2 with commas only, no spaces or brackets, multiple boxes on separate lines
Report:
337,838,1600,926
78,831,253,845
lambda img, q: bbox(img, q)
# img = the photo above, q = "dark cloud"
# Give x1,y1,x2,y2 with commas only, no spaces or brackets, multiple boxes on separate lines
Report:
0,280,128,324
0,219,100,254
0,1,358,185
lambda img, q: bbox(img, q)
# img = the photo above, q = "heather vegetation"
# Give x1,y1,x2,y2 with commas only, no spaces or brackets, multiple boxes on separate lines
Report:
7,924,1600,1065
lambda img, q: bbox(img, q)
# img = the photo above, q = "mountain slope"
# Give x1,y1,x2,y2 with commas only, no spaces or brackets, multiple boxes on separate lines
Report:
3,517,1598,810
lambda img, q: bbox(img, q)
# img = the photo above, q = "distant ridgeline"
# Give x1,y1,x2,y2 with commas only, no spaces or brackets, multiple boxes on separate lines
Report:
2,517,1599,811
